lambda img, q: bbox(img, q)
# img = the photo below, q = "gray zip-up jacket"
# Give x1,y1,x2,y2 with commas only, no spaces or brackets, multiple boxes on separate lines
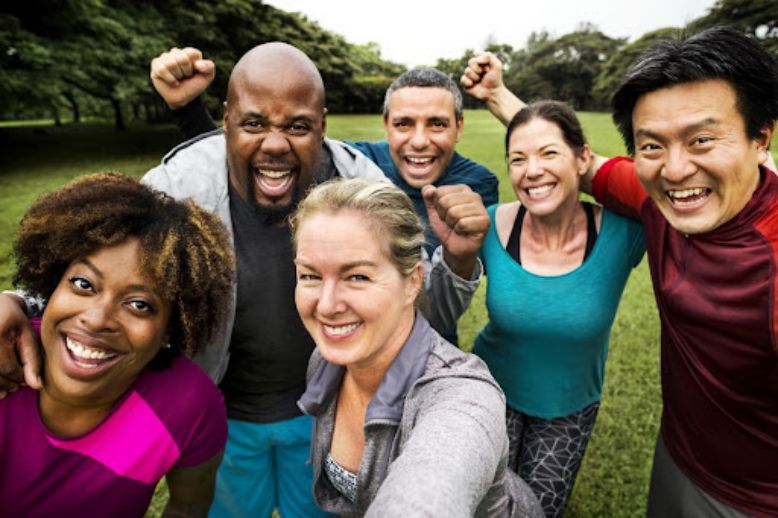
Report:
298,314,543,517
141,130,482,383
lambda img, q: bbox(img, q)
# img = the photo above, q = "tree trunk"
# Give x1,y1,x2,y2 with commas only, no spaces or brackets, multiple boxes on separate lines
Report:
110,97,125,130
62,90,80,123
51,103,61,126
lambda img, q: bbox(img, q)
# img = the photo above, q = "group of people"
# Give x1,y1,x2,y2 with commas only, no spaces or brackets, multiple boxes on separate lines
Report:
0,24,776,518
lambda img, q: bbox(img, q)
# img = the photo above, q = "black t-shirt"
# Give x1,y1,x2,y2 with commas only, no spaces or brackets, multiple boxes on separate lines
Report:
220,147,337,423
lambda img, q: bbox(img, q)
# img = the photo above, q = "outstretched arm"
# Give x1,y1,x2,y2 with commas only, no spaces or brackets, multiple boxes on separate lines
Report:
366,375,542,517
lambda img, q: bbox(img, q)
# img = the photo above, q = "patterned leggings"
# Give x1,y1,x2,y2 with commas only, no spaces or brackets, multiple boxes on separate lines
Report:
506,403,600,518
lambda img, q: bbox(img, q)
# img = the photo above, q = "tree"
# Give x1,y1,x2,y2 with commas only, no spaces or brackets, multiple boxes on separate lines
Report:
346,42,405,113
504,27,625,110
688,0,778,56
2,0,406,124
592,27,681,108
3,0,170,129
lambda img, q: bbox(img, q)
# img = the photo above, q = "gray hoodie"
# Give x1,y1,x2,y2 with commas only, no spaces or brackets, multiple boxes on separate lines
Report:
299,314,543,517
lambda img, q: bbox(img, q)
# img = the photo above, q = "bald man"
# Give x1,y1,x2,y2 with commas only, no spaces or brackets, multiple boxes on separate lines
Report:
0,43,488,517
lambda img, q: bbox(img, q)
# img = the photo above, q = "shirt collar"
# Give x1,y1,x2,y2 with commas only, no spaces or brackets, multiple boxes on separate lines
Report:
297,311,433,424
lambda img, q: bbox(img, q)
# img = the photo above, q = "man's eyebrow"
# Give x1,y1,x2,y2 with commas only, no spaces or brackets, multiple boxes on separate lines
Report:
679,117,721,138
288,115,315,124
635,117,721,142
240,110,267,119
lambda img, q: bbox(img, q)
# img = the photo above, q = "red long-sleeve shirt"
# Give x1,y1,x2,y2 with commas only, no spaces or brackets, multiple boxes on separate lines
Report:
594,157,778,517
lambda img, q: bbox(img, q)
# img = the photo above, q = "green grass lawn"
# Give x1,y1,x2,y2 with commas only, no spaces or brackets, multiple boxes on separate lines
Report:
1,113,775,517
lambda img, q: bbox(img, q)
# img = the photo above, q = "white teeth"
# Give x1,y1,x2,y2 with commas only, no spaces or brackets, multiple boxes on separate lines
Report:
407,157,433,164
668,187,705,199
65,336,117,362
323,323,360,336
258,169,291,179
527,184,554,197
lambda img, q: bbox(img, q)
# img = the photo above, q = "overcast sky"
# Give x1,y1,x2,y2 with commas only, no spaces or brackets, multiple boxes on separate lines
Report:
264,0,718,67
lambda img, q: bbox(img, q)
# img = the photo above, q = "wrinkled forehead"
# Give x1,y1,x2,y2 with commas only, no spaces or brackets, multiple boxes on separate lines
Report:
386,86,458,118
227,69,324,113
632,79,744,135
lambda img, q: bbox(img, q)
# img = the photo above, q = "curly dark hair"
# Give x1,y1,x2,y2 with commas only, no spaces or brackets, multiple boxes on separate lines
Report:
13,172,235,360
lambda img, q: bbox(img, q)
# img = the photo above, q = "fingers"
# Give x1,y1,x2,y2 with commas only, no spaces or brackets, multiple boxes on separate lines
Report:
150,47,204,86
194,59,216,81
18,324,42,389
0,293,43,395
424,185,489,234
461,52,492,86
460,62,485,89
0,338,24,396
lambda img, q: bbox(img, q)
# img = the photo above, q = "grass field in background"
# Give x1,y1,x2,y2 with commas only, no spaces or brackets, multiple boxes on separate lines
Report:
1,113,775,517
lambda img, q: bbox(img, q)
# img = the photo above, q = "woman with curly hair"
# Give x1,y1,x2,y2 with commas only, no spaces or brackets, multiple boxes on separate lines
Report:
0,173,235,517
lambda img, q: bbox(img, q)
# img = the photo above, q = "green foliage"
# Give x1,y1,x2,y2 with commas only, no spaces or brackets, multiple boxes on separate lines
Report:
688,0,778,55
593,27,682,109
339,43,406,113
1,0,405,125
5,0,778,126
435,49,480,109
504,26,625,110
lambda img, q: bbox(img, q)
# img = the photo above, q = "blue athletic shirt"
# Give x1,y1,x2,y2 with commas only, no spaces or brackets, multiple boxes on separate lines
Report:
473,204,645,418
348,141,499,255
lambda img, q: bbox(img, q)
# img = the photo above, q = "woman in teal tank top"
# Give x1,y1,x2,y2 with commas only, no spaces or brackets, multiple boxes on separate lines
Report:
473,101,645,517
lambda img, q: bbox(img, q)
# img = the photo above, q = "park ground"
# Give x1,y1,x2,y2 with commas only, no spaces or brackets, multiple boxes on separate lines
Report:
1,112,775,517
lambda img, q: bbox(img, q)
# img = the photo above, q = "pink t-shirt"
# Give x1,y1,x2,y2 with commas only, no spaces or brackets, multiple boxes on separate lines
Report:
0,355,227,517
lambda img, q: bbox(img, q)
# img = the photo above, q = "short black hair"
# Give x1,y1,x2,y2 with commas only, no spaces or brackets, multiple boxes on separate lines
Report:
612,26,778,154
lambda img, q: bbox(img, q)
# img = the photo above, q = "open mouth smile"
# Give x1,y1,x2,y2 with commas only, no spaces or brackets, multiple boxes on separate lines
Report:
666,187,711,210
253,167,295,199
321,322,362,339
525,183,556,199
403,156,437,177
61,334,122,376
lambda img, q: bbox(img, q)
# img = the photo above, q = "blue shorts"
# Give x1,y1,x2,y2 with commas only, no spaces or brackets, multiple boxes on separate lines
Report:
209,415,332,518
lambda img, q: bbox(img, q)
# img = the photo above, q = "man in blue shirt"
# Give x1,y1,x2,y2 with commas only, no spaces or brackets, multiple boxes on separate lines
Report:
348,69,498,255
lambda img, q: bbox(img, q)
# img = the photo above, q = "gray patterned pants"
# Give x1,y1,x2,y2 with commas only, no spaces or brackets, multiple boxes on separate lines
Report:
506,402,600,518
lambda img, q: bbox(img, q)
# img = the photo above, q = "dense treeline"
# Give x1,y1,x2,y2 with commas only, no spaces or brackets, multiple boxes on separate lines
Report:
436,0,777,111
0,0,404,126
1,0,775,127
